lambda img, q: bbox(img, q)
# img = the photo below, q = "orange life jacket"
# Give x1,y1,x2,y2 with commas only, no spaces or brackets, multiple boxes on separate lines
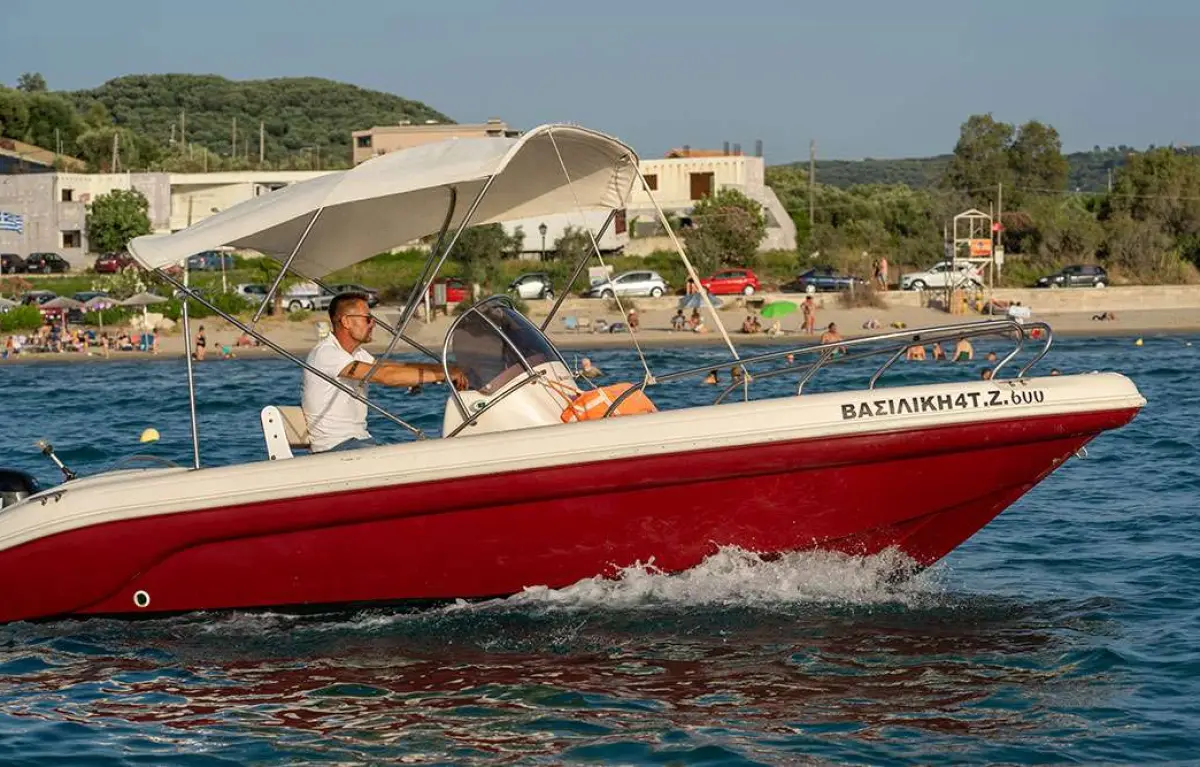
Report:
561,382,658,423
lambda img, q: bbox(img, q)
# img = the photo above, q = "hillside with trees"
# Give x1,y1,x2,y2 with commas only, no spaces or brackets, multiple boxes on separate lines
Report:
769,113,1200,287
799,145,1200,193
0,72,451,172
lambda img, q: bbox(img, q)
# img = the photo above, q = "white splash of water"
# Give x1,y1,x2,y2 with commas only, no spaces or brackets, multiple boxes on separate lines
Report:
459,546,943,613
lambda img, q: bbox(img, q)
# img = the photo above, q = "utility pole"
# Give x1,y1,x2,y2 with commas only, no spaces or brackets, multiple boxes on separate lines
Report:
169,123,176,146
181,109,189,158
1107,167,1113,193
111,131,120,173
231,117,237,158
259,121,265,165
54,128,61,156
995,182,1003,280
808,139,816,227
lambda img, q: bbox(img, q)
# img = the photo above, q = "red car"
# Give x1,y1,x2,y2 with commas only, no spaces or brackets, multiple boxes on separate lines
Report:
93,252,135,274
701,268,761,296
429,277,469,303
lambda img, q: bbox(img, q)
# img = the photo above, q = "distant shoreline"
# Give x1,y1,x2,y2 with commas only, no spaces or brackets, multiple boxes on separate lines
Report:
1,320,1192,366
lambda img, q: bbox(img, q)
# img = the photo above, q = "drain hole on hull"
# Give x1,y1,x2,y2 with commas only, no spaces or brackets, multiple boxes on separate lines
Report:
133,590,151,608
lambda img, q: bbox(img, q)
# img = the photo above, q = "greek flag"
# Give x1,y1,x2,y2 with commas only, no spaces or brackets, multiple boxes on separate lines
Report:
0,212,23,234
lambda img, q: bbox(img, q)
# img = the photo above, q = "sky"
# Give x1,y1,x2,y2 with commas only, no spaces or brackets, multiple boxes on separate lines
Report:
1,0,1196,164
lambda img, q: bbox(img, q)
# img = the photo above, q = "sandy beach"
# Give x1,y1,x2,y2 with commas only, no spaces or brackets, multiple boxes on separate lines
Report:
3,293,1196,365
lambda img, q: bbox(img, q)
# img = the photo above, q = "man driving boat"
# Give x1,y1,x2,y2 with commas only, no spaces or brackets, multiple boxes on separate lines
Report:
302,292,467,452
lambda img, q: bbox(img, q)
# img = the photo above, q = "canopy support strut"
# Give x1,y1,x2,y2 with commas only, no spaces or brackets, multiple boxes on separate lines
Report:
254,207,324,324
359,180,495,390
540,208,618,332
180,267,201,469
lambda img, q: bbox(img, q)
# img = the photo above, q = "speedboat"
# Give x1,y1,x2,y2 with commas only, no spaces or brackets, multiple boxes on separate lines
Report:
0,125,1145,623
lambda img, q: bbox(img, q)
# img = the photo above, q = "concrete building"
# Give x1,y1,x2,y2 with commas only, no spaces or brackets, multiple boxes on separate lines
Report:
0,172,172,269
169,171,329,231
627,149,796,252
352,118,519,165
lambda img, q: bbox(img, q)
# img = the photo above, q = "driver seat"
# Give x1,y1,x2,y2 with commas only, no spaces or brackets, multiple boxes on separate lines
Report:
261,405,311,460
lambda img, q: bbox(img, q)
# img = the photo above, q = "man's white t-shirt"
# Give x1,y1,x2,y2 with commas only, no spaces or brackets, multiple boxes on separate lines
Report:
302,334,376,452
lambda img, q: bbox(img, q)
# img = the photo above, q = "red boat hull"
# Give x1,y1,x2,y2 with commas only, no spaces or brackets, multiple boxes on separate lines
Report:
0,407,1138,622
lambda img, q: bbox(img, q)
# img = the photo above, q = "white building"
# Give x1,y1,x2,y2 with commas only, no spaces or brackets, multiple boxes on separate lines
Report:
0,148,795,268
628,150,795,251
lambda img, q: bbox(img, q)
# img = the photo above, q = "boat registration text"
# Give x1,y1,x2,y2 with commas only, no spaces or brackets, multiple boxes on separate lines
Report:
840,388,1046,420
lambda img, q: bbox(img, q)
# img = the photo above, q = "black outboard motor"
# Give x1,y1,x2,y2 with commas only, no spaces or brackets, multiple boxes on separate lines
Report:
0,469,41,510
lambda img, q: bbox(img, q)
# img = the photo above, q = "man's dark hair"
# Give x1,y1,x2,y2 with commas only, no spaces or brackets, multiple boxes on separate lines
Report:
328,291,371,321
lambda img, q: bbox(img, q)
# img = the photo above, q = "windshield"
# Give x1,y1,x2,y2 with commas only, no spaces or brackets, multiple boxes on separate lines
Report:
449,298,562,394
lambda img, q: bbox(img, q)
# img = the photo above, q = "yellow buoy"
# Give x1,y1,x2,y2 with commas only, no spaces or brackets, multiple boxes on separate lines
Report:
1134,338,1143,346
139,428,160,443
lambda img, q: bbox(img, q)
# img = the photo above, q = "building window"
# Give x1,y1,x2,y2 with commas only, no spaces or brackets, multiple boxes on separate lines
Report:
689,172,714,200
61,230,82,248
61,188,74,202
356,135,372,148
644,174,658,191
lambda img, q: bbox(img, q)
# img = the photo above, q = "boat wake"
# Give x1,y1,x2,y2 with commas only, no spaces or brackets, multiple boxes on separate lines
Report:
493,546,941,611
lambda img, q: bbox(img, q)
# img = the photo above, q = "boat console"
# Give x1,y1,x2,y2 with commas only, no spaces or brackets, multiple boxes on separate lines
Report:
442,298,581,437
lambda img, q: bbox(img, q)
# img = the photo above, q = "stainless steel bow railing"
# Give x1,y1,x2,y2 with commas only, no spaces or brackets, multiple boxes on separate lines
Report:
604,319,1054,417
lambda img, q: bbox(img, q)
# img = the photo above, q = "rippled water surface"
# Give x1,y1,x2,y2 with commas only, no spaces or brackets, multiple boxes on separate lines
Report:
0,334,1196,764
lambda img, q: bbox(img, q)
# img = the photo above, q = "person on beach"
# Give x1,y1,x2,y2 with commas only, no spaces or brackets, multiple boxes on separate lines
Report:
878,256,889,289
302,292,468,453
194,326,207,360
931,342,945,361
906,344,926,361
671,310,687,331
802,296,816,334
703,369,719,385
980,367,993,380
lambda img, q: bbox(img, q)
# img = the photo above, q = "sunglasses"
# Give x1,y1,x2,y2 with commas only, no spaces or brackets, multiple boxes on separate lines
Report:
342,314,376,323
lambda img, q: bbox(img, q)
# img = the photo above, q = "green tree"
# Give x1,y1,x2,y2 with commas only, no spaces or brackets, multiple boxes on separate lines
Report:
942,114,1014,206
1009,120,1069,197
86,189,152,254
0,87,30,140
23,93,85,151
553,225,593,264
681,188,767,274
16,72,47,93
451,224,517,290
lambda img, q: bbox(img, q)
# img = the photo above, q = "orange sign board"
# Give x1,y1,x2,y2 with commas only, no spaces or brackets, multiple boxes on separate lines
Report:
969,238,993,257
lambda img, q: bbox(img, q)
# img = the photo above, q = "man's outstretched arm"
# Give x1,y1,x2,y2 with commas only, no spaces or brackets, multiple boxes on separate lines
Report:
339,360,468,389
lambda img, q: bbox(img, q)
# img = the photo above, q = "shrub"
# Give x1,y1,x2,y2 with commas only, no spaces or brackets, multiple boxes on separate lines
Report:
287,309,313,322
0,305,44,332
837,282,889,309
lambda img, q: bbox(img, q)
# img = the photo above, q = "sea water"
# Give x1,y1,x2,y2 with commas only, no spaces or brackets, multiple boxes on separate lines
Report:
0,335,1195,765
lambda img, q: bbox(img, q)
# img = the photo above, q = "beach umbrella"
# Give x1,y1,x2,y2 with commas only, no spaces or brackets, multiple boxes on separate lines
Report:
678,292,722,310
760,300,798,319
120,292,169,329
40,296,85,310
120,292,169,307
84,295,117,330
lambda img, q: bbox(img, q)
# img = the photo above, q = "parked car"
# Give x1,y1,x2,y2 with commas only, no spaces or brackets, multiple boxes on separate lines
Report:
780,267,866,293
900,261,983,291
19,290,63,323
700,268,761,296
93,252,135,274
1035,264,1108,289
1,253,25,274
582,270,668,298
430,277,470,304
508,272,555,300
187,251,237,271
24,252,71,274
324,283,380,307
